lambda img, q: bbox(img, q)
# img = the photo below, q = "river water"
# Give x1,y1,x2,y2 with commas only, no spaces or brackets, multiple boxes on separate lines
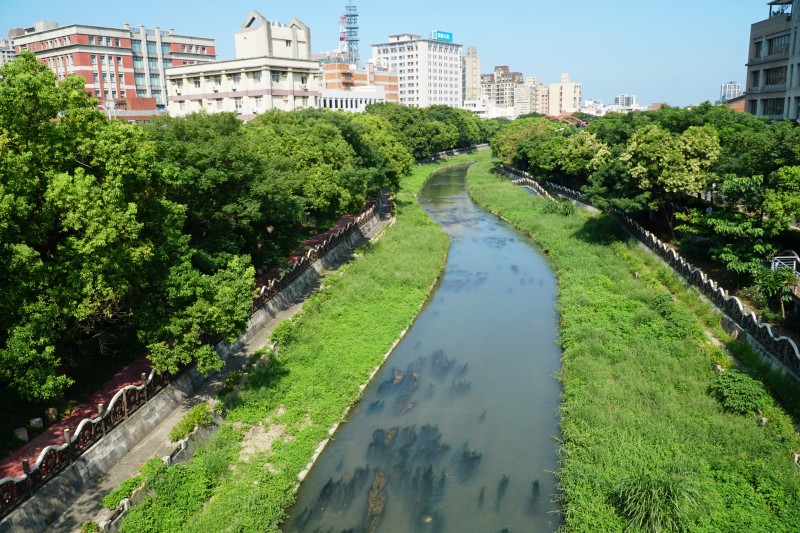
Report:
283,164,562,532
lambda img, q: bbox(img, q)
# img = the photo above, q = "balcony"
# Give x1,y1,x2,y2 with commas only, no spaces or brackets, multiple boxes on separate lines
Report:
747,84,787,94
748,51,790,65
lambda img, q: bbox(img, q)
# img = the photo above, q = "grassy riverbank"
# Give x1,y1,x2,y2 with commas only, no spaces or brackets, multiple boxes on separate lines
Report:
119,153,487,532
466,158,800,532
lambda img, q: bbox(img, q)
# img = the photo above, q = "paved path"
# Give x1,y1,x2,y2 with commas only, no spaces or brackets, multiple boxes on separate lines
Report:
45,216,389,532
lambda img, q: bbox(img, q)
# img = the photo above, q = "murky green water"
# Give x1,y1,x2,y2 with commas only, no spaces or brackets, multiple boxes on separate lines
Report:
283,164,562,532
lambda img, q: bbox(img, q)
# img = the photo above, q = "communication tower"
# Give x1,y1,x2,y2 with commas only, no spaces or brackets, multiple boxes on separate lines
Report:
344,0,359,66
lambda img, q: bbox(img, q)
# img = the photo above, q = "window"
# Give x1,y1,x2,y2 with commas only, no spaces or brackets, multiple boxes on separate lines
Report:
216,98,223,110
117,56,123,67
162,44,170,55
763,98,785,116
135,73,145,86
136,89,147,98
110,73,115,82
91,54,97,64
152,90,162,104
285,40,292,47
301,75,308,84
112,90,117,98
148,58,158,70
768,34,790,56
102,72,108,82
179,101,186,111
163,60,171,68
146,41,156,54
193,77,201,88
175,79,183,88
119,73,124,83
94,89,100,97
149,74,160,87
93,72,98,83
751,70,761,87
134,57,143,69
765,66,787,86
234,97,243,110
252,70,262,82
253,95,262,108
89,36,94,45
115,38,120,47
131,40,141,53
271,72,280,83
202,46,206,54
120,90,126,97
232,73,241,84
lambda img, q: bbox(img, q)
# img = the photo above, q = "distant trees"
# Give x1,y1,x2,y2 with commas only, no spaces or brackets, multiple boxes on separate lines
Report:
0,53,485,401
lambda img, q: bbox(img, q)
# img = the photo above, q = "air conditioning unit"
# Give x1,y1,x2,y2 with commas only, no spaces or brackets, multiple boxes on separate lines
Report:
175,89,181,95
299,84,308,91
232,86,237,91
212,86,219,92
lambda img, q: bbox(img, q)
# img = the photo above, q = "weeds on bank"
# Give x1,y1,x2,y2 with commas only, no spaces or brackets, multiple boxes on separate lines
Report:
466,158,800,532
119,154,487,532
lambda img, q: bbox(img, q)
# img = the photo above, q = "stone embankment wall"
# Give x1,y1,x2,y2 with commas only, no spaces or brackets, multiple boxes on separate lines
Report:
498,165,800,381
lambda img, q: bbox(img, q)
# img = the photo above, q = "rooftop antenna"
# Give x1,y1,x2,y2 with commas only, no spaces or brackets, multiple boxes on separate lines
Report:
338,14,347,54
344,0,359,66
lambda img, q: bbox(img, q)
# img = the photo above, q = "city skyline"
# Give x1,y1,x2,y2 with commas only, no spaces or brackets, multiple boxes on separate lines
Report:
0,0,766,107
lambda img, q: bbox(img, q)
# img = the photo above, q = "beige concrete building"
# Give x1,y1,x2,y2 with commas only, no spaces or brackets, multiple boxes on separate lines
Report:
514,76,549,116
481,65,524,109
463,46,480,102
166,11,321,119
371,32,463,108
744,0,799,119
547,73,582,115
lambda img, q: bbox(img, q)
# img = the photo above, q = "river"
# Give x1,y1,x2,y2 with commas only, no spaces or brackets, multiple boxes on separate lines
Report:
283,163,562,532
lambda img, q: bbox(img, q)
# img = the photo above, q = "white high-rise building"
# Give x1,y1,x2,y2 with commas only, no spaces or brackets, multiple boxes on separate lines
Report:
372,32,463,108
719,81,742,102
615,93,637,106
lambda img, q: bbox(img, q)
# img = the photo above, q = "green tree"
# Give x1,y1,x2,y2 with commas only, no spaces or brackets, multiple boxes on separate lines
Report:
621,124,721,238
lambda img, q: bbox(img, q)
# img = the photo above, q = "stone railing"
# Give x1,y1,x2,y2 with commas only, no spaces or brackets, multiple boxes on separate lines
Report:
0,195,387,522
0,371,168,519
498,165,800,378
252,200,382,311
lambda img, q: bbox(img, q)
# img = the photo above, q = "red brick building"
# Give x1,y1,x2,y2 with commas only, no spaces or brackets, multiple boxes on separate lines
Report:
12,21,215,121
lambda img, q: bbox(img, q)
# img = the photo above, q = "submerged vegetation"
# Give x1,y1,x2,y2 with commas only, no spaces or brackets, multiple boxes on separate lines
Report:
466,158,800,531
119,153,487,531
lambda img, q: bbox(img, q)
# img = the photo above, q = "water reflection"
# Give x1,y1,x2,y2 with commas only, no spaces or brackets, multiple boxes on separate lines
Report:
284,164,562,532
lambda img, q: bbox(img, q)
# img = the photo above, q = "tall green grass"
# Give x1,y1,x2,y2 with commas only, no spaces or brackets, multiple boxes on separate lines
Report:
119,152,487,532
466,158,800,532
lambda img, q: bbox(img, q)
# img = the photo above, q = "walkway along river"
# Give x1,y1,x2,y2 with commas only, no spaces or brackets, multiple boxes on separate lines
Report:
283,164,562,532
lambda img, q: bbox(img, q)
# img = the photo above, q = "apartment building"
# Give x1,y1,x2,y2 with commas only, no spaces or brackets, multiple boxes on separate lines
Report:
481,65,524,109
166,12,321,120
514,77,549,116
547,73,582,115
321,61,398,107
744,0,800,118
371,32,463,108
12,20,215,121
719,81,742,101
463,46,481,102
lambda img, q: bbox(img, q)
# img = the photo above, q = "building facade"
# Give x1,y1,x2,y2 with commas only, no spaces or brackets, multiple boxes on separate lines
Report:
513,76,549,116
166,12,321,120
481,65,524,109
12,20,215,120
463,46,480,102
719,81,742,101
547,73,582,115
744,0,800,119
321,61,398,105
371,32,463,108
615,93,637,106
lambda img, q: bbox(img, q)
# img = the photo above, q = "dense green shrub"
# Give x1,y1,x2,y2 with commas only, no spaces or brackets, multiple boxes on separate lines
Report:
542,198,576,216
711,369,771,415
269,319,296,348
168,402,213,442
102,475,143,510
80,521,100,533
615,470,699,532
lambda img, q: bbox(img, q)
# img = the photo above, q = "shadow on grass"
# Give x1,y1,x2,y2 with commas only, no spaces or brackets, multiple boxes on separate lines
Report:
572,215,630,246
225,356,290,409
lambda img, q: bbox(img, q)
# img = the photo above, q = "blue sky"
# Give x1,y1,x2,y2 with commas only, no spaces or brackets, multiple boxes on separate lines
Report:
1,0,768,106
